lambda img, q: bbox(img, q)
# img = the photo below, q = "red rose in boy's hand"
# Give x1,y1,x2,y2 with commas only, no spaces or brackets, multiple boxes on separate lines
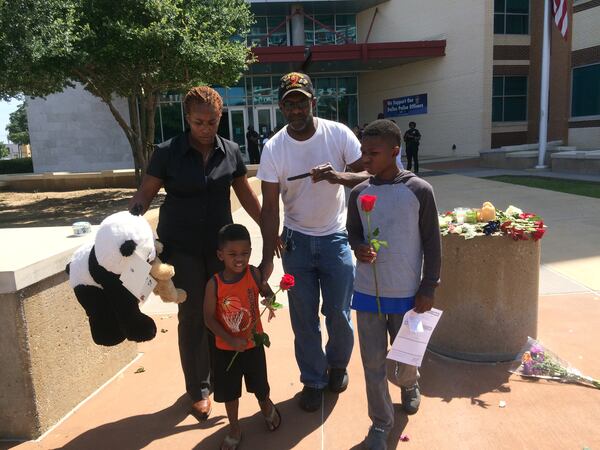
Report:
279,274,295,291
359,194,377,212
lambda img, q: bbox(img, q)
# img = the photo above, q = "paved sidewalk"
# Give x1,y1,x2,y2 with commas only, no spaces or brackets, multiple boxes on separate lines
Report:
4,171,600,450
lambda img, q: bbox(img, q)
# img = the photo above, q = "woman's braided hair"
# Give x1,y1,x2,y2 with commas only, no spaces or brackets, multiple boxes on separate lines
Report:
183,86,223,114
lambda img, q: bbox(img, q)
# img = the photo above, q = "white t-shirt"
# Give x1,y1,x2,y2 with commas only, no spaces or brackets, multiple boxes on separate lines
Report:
257,118,362,236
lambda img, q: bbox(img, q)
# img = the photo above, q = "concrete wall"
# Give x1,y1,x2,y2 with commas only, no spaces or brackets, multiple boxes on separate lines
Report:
572,4,600,51
0,273,137,440
568,127,600,149
356,0,493,158
27,83,133,174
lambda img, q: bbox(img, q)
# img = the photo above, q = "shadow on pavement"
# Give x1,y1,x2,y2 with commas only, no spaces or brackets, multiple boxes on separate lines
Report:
347,412,409,450
420,351,512,406
194,391,338,450
55,395,225,450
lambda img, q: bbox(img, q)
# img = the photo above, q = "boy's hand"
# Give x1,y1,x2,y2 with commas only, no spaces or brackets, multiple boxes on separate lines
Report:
413,293,434,314
355,244,377,263
227,336,247,352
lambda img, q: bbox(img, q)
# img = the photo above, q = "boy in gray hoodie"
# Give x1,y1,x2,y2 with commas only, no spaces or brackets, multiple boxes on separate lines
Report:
347,120,441,450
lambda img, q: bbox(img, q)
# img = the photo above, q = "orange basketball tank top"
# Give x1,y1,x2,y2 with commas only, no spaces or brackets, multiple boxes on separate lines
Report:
215,267,263,351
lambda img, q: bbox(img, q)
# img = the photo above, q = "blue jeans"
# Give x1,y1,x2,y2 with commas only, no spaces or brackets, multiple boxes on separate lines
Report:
281,227,355,389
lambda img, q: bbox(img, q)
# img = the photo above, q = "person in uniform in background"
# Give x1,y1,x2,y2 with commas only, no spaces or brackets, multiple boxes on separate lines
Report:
403,121,421,174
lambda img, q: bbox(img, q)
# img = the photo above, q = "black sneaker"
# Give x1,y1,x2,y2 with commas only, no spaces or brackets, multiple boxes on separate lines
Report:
328,368,349,393
363,426,388,450
401,383,421,415
299,386,323,412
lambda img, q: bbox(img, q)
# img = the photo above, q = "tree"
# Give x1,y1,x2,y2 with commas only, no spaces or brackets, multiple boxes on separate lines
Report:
0,142,9,158
0,0,254,183
6,102,30,145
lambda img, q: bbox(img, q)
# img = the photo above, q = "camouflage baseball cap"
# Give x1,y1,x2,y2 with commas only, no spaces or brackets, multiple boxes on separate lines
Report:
278,72,314,101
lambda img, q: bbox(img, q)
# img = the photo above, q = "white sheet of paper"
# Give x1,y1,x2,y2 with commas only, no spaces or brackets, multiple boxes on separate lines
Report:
387,308,443,367
407,314,424,333
119,252,157,304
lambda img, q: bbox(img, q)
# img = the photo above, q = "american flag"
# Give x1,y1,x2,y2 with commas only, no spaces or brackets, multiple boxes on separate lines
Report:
552,0,569,39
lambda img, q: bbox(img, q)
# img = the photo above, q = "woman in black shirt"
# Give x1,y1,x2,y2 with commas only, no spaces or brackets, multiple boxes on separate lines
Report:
129,86,261,422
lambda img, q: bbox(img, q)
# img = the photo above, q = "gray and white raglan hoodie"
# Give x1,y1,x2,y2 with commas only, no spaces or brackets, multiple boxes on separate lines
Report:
347,171,441,303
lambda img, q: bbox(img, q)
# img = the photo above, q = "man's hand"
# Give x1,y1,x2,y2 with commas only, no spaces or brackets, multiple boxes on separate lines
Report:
355,244,377,263
259,259,274,285
413,293,434,314
275,236,284,258
227,336,248,352
310,162,340,184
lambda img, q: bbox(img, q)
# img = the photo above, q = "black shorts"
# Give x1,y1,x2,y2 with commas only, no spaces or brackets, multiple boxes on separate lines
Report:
213,345,270,403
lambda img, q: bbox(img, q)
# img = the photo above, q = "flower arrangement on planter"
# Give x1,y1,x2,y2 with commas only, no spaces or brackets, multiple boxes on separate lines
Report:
438,202,547,241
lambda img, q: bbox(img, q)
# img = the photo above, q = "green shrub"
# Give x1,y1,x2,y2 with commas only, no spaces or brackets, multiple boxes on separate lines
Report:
0,157,33,174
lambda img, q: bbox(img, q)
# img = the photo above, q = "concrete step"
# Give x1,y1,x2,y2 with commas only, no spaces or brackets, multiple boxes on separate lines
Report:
550,149,600,175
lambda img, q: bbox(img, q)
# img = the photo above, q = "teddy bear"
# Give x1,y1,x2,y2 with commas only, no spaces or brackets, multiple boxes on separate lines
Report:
66,211,159,346
150,240,187,304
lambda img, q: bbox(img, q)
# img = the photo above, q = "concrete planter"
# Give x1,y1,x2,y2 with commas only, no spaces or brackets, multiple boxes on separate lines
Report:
0,272,137,440
429,233,540,362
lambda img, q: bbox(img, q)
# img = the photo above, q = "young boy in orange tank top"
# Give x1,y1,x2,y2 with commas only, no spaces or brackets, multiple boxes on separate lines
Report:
204,224,281,450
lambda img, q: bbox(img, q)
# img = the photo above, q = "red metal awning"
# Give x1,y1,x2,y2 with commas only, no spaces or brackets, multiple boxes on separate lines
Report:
250,40,446,74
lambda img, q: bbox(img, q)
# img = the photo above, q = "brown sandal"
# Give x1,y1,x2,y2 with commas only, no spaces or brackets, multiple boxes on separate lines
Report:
263,401,281,431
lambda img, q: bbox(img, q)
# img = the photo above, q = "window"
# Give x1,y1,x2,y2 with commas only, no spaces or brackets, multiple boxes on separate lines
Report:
494,0,529,34
314,77,359,128
492,76,527,122
572,64,600,117
248,16,288,47
305,14,357,45
335,14,357,44
153,76,360,142
156,101,184,143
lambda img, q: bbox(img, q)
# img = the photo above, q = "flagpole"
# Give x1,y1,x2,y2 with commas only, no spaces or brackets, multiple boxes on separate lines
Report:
536,0,551,169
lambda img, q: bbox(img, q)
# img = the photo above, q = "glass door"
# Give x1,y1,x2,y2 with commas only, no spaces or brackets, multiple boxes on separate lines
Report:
228,107,248,162
255,106,273,152
254,106,286,151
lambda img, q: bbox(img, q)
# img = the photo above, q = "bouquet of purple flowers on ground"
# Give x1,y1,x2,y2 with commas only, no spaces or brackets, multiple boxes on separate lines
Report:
510,337,600,389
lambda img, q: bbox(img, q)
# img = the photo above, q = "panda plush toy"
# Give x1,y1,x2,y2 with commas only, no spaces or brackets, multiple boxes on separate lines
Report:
67,211,158,346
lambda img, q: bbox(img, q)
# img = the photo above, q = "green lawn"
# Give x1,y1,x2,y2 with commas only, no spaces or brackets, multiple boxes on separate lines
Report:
485,175,600,199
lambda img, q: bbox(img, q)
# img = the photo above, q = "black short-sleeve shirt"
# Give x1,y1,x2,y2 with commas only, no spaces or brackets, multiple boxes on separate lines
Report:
147,132,247,255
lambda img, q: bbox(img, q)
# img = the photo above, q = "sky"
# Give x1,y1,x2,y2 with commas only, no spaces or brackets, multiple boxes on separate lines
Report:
0,98,21,144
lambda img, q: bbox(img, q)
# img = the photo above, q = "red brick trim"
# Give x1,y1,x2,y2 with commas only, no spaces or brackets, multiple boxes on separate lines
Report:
491,131,528,148
568,119,600,128
574,0,600,13
493,45,530,60
493,65,530,75
572,45,600,67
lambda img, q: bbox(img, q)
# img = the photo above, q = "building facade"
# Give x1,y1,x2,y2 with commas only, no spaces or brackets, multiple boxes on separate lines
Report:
26,0,600,173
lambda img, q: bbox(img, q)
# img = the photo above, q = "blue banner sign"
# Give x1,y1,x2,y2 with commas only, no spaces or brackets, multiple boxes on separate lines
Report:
383,94,427,117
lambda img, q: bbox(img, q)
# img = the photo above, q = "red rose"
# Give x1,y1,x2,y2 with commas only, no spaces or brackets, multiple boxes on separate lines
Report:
359,194,377,212
532,228,546,241
519,213,536,219
512,229,526,240
279,274,295,291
